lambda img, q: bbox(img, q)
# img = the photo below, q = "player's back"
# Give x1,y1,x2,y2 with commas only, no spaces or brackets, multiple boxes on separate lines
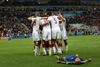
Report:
32,17,41,30
65,55,77,61
48,16,59,28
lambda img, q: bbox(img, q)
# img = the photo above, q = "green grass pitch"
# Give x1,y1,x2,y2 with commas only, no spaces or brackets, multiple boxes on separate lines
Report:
0,35,100,67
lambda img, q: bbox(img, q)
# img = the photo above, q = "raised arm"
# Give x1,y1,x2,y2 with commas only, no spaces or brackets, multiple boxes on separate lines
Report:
41,17,47,19
28,16,34,20
58,14,65,22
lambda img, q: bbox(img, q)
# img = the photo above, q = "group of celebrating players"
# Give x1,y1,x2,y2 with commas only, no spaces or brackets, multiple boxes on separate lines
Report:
28,11,68,56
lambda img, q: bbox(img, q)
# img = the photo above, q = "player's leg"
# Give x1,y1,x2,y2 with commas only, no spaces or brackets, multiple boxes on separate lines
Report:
8,36,10,41
62,30,68,51
47,30,54,55
8,35,11,42
64,40,68,51
57,60,66,64
48,40,52,56
51,29,57,55
75,57,92,64
60,32,64,52
42,40,47,55
57,39,62,54
42,30,48,55
34,41,40,56
38,40,41,52
38,31,42,52
56,56,66,64
57,30,62,54
52,39,57,54
45,41,49,55
33,31,40,56
32,33,35,53
54,41,58,55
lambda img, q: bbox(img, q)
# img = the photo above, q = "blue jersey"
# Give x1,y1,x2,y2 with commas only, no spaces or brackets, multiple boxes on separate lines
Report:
65,55,77,61
8,30,11,37
65,55,84,64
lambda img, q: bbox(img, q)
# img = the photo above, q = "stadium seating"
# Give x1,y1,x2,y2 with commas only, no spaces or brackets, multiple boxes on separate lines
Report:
0,5,99,37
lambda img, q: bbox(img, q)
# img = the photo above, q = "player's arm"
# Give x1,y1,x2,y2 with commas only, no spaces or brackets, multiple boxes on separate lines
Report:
58,14,65,22
61,17,66,22
56,60,66,64
28,17,32,20
60,61,66,64
28,16,34,20
41,17,47,19
60,16,66,22
41,20,50,27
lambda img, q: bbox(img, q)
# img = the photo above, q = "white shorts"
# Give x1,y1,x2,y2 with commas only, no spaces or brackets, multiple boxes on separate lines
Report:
42,29,51,41
51,28,61,39
32,29,40,41
61,30,68,40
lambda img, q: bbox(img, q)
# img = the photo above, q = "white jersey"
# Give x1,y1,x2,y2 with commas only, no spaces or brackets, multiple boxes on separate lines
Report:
32,17,41,30
31,17,41,41
48,15,61,39
40,19,51,30
48,15,59,28
59,19,68,40
40,19,51,41
59,19,66,31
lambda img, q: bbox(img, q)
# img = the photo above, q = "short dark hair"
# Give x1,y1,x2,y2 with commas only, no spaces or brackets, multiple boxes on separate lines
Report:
47,12,52,16
52,12,56,15
35,12,40,16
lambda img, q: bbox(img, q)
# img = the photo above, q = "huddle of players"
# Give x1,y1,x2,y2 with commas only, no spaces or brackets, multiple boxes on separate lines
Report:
28,12,68,56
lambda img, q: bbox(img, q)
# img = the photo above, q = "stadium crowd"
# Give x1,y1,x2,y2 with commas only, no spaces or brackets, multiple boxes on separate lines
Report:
0,6,100,38
0,0,100,6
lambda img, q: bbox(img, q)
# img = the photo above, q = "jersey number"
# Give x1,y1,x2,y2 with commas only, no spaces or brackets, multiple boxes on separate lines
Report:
53,18,57,24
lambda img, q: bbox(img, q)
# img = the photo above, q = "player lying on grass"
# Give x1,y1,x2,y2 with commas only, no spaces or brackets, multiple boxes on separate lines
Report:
55,55,92,64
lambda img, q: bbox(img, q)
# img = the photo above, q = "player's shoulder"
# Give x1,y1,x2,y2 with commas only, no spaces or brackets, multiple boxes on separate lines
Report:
48,16,52,20
53,15,58,18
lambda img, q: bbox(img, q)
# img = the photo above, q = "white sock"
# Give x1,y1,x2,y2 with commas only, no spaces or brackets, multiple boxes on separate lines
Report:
55,43,58,53
43,48,47,55
61,47,63,52
53,47,56,54
47,48,49,52
58,47,62,54
35,46,38,56
49,48,52,56
37,46,40,55
66,45,68,51
46,48,49,53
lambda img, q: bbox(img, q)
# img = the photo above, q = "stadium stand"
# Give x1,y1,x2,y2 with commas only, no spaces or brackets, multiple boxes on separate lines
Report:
0,0,100,38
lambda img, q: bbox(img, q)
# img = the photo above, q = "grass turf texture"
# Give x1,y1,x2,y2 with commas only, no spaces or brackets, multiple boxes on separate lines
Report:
0,35,100,67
